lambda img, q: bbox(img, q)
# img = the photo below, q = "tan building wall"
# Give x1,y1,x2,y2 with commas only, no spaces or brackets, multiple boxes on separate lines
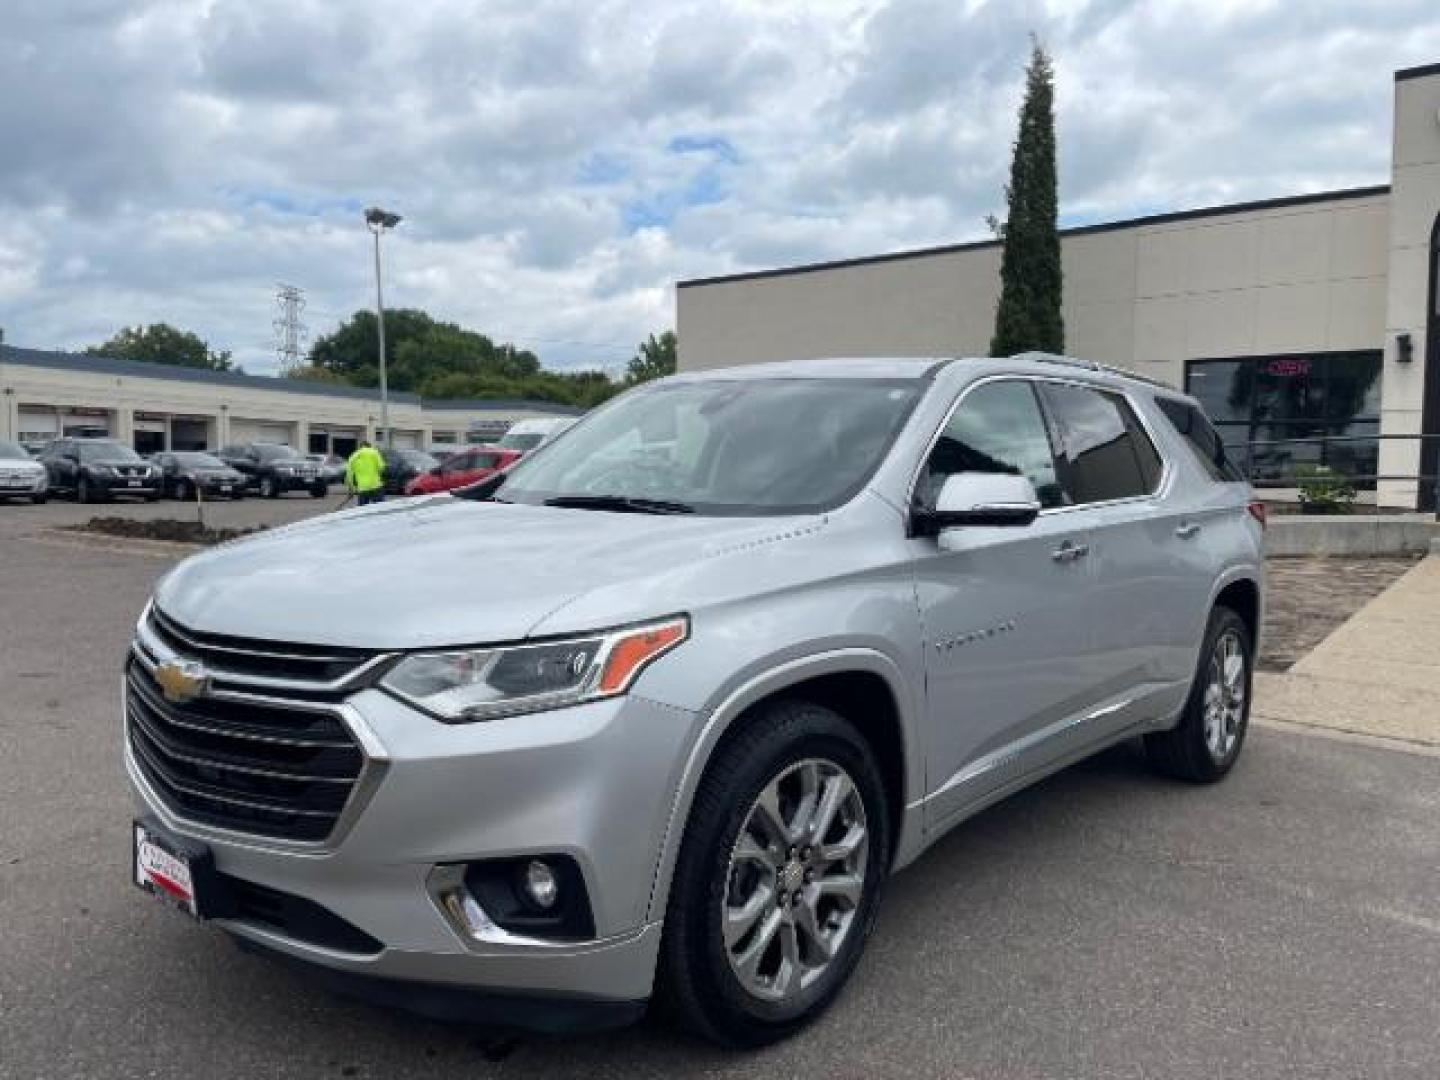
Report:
677,188,1389,384
676,65,1440,509
1379,65,1440,506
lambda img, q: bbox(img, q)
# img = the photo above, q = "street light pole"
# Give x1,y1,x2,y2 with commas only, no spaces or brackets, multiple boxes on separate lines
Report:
364,207,402,448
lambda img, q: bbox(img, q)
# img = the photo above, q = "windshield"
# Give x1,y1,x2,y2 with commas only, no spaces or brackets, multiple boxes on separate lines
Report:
78,440,143,463
255,444,301,461
498,431,546,452
0,440,27,459
492,377,923,516
172,452,226,468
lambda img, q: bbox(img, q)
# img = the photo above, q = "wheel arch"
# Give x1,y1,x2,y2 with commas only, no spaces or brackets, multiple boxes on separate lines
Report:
644,649,922,925
1211,571,1262,648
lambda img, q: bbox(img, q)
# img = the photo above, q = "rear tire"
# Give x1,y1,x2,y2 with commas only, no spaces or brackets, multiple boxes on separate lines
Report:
1145,606,1253,783
77,476,93,504
260,476,278,499
657,700,890,1048
31,493,47,504
176,479,193,502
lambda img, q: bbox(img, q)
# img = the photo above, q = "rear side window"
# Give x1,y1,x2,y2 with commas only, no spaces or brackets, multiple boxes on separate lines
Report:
1154,397,1245,483
918,380,1067,509
1038,383,1163,504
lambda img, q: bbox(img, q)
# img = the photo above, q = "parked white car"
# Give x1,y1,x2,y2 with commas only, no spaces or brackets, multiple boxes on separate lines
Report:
494,417,576,453
0,438,49,503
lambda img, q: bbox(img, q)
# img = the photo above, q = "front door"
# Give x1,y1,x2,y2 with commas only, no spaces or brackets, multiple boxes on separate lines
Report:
911,379,1102,830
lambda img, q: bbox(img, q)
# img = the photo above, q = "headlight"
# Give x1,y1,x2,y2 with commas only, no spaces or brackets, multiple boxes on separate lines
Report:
380,616,688,722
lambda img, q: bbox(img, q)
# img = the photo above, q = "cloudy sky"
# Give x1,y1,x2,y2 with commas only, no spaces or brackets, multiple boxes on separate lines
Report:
2,0,1438,376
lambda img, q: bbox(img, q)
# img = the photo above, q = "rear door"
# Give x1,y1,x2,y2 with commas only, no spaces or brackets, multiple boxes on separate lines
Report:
1036,381,1198,721
912,379,1100,829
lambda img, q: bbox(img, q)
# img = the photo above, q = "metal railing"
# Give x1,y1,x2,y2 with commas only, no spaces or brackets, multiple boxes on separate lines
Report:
1235,432,1440,513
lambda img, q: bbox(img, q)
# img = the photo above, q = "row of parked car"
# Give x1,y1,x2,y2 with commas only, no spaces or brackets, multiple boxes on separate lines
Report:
0,417,575,504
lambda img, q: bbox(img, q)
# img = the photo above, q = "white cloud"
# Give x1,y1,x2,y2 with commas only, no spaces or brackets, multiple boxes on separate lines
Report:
1,0,1437,374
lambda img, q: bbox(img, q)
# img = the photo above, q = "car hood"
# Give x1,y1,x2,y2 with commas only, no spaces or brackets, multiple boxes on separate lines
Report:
153,497,825,649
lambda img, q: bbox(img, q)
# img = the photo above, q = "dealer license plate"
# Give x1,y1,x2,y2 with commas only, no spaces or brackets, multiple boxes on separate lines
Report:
133,822,199,918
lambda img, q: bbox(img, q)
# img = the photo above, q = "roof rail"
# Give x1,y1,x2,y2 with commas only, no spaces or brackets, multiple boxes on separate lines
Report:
1009,351,1177,391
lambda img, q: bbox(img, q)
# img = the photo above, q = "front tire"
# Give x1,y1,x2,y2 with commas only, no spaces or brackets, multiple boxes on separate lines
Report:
31,493,47,504
658,700,890,1048
310,483,327,498
259,475,278,499
1145,606,1253,782
77,476,93,504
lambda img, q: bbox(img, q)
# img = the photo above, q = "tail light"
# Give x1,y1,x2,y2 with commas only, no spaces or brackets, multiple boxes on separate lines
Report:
1246,499,1268,530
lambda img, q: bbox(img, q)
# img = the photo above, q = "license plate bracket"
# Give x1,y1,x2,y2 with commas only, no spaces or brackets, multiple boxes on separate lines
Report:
133,818,225,920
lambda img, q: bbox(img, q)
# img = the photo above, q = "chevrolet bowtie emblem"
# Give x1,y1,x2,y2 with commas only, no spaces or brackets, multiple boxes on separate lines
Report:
154,659,209,704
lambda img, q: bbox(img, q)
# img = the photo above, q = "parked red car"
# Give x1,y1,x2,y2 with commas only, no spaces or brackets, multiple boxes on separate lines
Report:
403,446,522,495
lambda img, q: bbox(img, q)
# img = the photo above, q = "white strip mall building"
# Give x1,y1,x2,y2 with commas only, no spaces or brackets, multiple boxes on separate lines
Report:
677,63,1440,511
0,345,584,457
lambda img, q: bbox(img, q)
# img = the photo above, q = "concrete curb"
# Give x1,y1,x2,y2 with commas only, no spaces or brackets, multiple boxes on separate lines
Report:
1265,514,1439,557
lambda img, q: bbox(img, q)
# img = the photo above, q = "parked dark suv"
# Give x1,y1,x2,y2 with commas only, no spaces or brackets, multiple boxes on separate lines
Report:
41,437,159,502
150,452,248,501
380,447,440,495
217,443,327,499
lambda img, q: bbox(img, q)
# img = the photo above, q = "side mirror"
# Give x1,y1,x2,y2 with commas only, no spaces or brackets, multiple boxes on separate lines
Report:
921,472,1041,533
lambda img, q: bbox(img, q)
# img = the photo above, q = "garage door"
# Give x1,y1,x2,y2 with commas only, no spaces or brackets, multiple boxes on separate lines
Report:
230,420,294,446
391,430,420,450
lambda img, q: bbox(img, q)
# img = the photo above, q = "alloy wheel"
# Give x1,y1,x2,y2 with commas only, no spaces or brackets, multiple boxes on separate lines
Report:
1203,629,1246,760
722,758,869,1004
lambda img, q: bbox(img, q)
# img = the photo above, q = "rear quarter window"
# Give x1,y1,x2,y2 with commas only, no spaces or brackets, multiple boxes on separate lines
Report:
1037,383,1164,504
1155,397,1245,483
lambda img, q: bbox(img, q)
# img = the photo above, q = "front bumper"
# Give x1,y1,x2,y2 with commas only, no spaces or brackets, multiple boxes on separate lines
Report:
0,472,46,495
93,475,158,496
268,472,323,491
125,685,698,1010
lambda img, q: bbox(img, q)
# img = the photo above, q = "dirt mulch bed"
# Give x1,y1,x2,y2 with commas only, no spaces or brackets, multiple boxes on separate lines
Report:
65,517,268,547
1260,555,1423,671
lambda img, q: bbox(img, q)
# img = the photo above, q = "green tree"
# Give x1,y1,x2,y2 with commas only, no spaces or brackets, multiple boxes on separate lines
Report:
307,308,626,408
990,39,1063,357
86,323,233,371
310,309,543,390
626,330,677,384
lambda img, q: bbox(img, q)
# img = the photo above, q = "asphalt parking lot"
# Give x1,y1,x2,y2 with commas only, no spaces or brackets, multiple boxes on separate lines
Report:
2,496,1437,1079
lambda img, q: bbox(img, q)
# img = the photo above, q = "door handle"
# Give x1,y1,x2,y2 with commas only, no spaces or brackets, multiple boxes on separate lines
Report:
1175,521,1201,539
1051,541,1089,563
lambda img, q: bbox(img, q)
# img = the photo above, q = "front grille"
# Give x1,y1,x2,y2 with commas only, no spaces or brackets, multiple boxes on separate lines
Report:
126,660,365,842
146,606,374,687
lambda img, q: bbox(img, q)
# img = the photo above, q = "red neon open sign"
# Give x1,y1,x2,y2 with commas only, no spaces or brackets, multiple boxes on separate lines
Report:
1265,358,1311,377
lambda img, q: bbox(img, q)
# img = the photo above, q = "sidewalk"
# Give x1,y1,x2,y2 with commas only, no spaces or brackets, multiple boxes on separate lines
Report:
1254,555,1440,750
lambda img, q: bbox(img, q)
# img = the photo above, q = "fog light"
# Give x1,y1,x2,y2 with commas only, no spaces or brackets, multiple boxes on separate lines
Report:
523,859,559,910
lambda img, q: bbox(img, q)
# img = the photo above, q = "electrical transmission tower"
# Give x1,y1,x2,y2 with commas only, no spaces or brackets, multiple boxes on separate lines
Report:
273,284,308,372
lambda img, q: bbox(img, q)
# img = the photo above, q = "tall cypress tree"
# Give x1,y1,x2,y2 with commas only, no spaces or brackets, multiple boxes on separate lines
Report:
990,39,1063,357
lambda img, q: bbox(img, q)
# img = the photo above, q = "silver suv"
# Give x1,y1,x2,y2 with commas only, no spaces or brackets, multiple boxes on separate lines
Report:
125,355,1264,1047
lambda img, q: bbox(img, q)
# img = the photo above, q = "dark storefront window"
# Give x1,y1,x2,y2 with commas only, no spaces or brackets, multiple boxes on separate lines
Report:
1185,352,1382,489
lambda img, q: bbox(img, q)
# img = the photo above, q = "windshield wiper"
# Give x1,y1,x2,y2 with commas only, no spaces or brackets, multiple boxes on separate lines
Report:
543,494,695,515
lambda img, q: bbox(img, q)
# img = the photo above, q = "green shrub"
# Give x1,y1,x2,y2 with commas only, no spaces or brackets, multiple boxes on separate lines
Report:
1294,464,1357,515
